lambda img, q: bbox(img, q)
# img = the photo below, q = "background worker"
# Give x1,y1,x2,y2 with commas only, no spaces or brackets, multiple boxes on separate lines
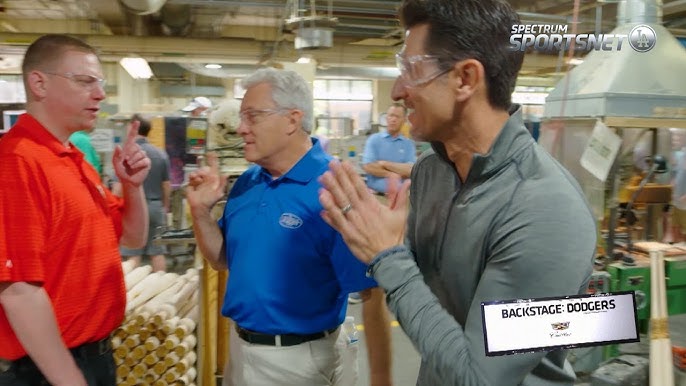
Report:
119,114,171,272
362,103,416,196
0,34,149,386
69,125,102,176
186,68,392,386
182,96,213,117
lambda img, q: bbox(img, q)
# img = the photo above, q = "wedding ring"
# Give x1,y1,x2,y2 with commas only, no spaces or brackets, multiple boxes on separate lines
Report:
340,203,352,215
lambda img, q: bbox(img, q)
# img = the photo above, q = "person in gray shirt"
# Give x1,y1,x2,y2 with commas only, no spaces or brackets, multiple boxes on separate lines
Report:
317,0,597,385
119,114,171,272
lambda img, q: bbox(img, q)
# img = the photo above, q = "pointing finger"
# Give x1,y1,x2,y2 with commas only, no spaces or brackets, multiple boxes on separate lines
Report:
124,120,140,149
206,152,220,174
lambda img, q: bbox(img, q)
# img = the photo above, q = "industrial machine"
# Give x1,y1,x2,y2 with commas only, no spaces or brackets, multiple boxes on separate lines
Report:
539,0,686,378
154,101,249,272
606,243,686,332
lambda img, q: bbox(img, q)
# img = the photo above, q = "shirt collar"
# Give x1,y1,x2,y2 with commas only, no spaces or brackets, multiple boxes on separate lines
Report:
381,131,403,140
15,113,79,158
430,104,533,183
257,138,327,184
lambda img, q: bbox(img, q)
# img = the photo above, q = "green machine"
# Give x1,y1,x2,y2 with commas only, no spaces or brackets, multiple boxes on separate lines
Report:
603,252,686,361
607,253,686,332
606,252,686,333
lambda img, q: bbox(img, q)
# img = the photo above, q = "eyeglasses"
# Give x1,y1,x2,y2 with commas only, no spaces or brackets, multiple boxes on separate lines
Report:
44,72,107,91
238,108,290,126
395,53,450,88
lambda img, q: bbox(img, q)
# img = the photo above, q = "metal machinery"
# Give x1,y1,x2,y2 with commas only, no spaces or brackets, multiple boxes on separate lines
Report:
539,0,686,377
151,99,249,264
317,116,368,174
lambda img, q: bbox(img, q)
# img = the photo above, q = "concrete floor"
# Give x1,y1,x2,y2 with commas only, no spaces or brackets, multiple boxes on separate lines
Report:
346,305,686,386
346,303,420,386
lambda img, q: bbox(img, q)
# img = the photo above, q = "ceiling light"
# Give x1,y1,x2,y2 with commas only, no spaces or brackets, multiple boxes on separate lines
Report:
567,58,584,66
296,55,314,64
119,57,153,79
205,63,222,69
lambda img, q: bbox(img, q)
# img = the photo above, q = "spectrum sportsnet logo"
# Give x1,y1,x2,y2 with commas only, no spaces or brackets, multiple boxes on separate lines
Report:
509,24,657,53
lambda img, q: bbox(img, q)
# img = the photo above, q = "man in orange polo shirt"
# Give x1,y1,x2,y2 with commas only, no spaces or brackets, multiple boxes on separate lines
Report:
0,34,150,386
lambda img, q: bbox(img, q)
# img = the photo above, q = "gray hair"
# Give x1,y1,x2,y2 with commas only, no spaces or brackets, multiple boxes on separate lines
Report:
241,68,313,134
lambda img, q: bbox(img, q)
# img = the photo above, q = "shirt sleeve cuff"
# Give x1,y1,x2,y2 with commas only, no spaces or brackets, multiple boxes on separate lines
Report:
366,245,409,278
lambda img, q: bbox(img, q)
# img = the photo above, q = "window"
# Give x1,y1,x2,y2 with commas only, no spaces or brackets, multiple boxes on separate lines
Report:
313,79,373,134
1,110,25,133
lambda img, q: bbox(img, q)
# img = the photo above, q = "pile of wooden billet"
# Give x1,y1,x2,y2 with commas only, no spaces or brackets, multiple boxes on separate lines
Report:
112,261,200,386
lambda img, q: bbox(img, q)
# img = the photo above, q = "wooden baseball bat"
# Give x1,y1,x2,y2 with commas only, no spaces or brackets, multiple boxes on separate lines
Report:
649,249,674,386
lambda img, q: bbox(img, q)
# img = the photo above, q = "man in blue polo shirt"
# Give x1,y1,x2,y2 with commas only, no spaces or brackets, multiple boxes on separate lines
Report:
186,68,392,386
362,103,416,195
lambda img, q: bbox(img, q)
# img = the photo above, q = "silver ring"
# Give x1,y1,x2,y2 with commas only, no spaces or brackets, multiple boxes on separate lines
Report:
340,203,352,214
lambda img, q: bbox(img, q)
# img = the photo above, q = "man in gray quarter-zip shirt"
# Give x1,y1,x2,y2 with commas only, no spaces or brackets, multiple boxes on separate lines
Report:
317,0,597,385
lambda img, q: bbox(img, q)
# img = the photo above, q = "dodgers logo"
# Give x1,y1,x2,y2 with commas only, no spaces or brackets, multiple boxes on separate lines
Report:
279,213,303,229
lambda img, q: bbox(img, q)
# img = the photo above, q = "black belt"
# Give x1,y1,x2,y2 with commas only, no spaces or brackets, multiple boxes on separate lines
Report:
69,337,111,358
11,337,111,369
235,325,338,347
0,337,112,374
373,191,385,197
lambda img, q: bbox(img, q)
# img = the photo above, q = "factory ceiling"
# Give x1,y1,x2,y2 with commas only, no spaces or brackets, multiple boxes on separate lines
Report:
1,0,685,85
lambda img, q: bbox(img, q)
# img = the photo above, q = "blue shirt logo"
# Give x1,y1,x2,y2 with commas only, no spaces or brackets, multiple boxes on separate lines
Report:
279,213,303,229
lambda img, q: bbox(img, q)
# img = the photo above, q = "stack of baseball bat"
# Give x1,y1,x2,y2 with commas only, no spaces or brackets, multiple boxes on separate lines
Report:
112,262,200,385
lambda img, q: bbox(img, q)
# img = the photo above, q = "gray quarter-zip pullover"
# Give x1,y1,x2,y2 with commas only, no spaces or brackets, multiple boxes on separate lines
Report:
369,105,597,386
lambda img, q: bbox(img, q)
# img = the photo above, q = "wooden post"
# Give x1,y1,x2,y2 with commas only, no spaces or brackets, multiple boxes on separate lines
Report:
216,269,229,381
199,254,219,386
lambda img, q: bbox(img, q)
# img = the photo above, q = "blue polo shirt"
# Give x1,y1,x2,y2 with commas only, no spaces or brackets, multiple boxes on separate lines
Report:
218,139,377,335
362,131,416,193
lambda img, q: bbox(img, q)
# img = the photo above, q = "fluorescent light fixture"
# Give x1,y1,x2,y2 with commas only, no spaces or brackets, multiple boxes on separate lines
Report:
205,63,222,69
119,57,153,79
296,55,314,64
567,58,584,66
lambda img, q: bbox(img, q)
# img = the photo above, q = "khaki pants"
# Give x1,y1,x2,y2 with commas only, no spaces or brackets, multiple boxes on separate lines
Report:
223,326,356,386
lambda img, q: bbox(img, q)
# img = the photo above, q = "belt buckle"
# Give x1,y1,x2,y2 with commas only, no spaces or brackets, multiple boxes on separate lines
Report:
0,358,11,373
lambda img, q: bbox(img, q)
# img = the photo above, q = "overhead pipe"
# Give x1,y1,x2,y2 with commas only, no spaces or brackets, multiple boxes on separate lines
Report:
160,3,193,36
119,0,168,36
120,0,168,15
617,0,662,24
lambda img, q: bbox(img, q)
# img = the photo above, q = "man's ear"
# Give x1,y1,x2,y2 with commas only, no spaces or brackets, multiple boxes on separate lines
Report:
286,109,304,135
27,71,48,100
451,59,484,102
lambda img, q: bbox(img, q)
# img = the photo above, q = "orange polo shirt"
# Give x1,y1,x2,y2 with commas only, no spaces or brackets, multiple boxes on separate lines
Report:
0,114,126,360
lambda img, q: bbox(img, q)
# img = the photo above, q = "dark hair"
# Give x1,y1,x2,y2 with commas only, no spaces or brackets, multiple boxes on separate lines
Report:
22,34,97,88
399,0,524,110
131,114,151,137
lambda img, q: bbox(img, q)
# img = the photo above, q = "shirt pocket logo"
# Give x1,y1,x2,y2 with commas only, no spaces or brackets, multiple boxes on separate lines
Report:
279,213,303,229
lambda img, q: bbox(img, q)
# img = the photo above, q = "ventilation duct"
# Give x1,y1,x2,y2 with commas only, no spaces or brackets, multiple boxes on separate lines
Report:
617,0,662,24
120,0,167,15
294,26,333,50
285,0,337,50
544,0,686,120
160,4,193,36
